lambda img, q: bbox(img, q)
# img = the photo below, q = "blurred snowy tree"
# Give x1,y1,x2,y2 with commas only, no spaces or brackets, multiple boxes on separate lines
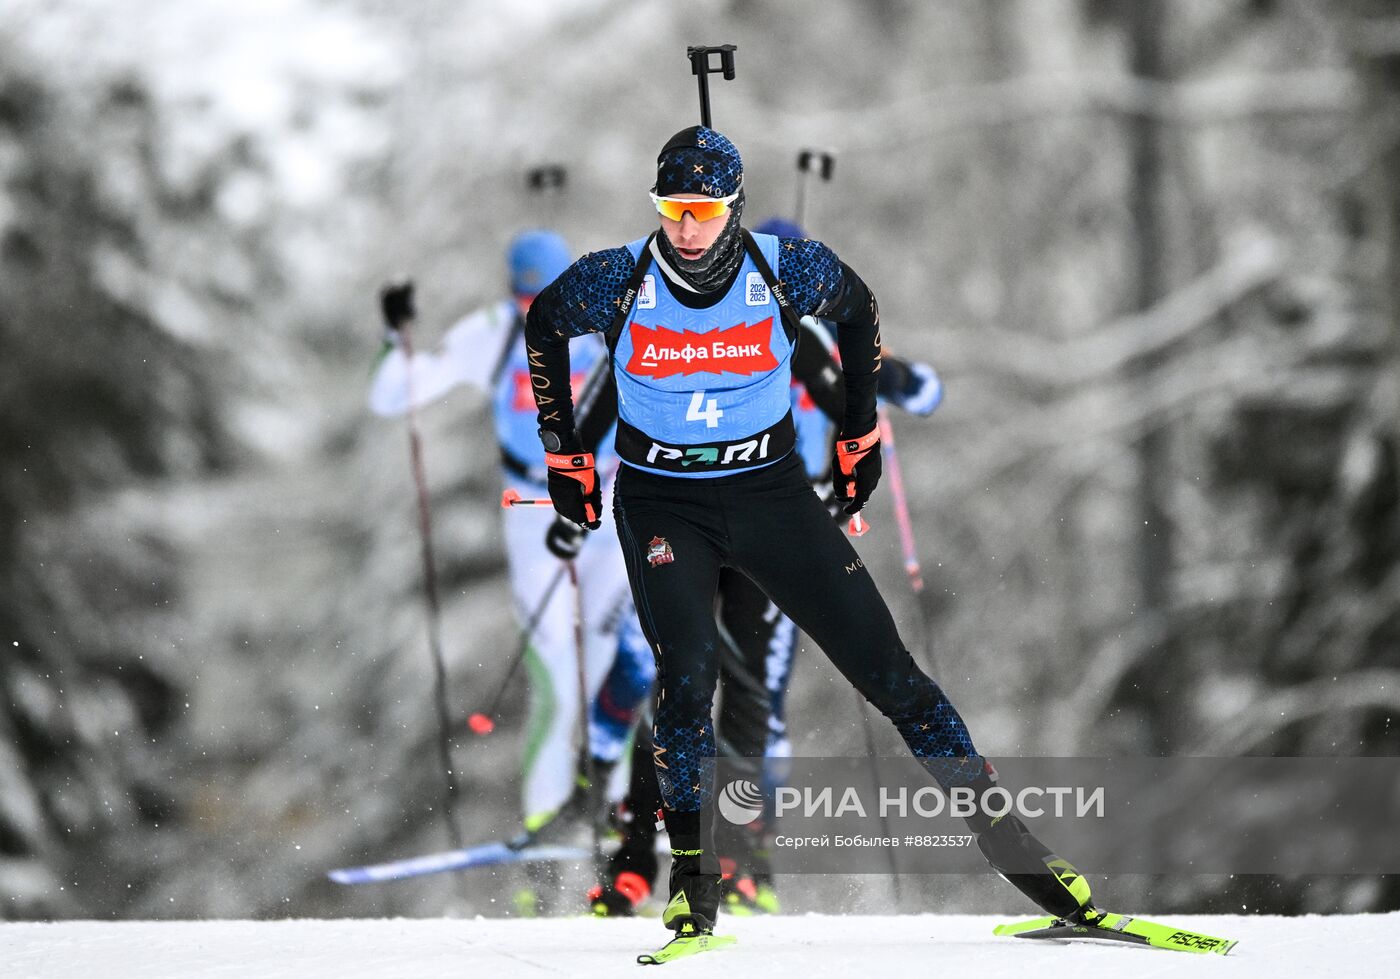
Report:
0,0,396,918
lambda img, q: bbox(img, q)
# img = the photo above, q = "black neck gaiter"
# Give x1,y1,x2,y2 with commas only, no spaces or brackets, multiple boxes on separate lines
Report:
655,191,746,294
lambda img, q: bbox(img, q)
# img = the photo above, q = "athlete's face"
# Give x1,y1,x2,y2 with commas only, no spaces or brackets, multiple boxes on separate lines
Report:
659,195,728,261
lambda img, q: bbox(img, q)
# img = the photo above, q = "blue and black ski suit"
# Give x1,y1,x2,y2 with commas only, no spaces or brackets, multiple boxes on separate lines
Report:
525,230,981,821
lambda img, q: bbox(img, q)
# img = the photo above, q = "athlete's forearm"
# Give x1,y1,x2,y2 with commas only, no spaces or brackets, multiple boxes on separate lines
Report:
524,302,581,450
821,262,882,436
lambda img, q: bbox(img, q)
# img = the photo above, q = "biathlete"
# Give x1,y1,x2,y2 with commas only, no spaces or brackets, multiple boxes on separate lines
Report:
524,128,1097,949
585,212,946,918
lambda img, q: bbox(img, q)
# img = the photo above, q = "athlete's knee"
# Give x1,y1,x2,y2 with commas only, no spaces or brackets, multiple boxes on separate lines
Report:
653,657,717,712
860,665,967,738
873,670,954,720
848,649,930,714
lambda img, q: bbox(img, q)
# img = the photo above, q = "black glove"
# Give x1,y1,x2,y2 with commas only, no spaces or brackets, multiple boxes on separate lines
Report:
832,428,882,515
545,450,602,530
545,516,587,559
379,280,415,330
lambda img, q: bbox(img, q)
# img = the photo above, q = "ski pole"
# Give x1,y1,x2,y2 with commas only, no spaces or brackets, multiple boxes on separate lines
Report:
382,11,468,876
395,316,465,850
499,475,609,862
467,562,569,736
877,406,943,677
794,149,835,230
500,489,553,508
565,558,592,772
686,44,737,127
877,407,923,593
565,557,606,869
473,469,609,733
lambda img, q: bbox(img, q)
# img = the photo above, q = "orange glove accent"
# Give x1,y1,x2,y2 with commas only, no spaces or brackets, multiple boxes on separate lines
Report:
833,428,882,515
545,450,601,528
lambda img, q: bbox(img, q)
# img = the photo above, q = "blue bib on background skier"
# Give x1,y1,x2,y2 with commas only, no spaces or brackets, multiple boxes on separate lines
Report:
613,233,795,477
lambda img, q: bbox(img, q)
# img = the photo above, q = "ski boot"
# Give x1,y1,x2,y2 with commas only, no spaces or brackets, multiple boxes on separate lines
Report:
751,877,780,914
639,855,733,965
661,847,722,934
635,809,737,964
589,871,652,917
589,831,659,917
717,851,779,916
720,872,762,916
966,784,1095,923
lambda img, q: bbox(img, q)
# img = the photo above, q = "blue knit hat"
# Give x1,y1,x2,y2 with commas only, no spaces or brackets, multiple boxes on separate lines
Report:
655,126,743,198
753,217,807,239
508,230,571,297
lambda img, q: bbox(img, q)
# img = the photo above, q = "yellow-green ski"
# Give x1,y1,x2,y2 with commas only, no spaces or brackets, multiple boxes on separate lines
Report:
637,928,737,965
994,911,1237,955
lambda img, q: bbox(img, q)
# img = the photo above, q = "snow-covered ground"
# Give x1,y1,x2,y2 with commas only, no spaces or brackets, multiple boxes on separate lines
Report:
2,913,1391,978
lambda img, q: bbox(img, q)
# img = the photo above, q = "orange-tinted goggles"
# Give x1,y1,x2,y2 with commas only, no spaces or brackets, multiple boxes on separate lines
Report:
649,192,739,223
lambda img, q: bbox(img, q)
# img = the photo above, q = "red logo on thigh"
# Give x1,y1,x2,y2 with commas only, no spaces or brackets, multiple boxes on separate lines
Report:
647,536,675,567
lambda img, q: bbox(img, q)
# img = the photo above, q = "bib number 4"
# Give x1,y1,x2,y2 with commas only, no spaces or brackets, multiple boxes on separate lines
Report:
686,391,723,429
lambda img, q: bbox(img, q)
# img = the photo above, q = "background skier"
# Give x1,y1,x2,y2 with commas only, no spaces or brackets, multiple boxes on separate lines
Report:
368,231,655,902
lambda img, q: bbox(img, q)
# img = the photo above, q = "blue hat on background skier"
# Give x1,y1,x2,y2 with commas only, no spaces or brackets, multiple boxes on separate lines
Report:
508,230,572,298
753,217,807,240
